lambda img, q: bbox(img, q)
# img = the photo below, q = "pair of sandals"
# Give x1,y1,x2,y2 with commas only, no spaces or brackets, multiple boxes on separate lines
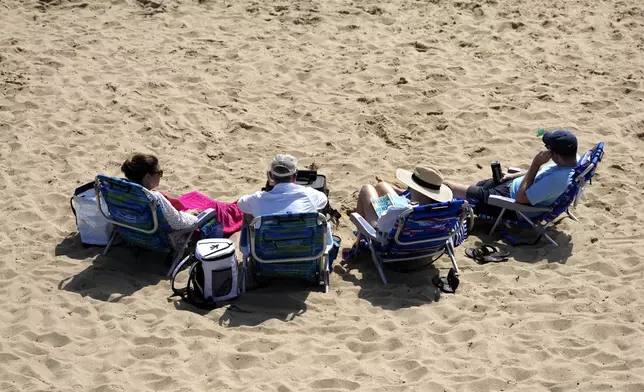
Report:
465,245,509,264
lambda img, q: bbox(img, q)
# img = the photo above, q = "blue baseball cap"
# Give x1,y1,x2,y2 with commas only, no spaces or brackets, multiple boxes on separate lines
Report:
543,130,577,156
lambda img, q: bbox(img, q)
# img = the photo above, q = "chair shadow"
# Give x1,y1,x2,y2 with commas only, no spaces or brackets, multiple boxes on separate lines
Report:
58,242,167,302
336,252,444,310
215,280,311,327
469,219,574,264
55,232,104,260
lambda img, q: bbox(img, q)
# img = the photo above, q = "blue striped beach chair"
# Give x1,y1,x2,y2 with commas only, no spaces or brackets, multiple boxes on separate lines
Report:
350,200,473,288
95,175,216,276
241,212,331,293
480,142,605,246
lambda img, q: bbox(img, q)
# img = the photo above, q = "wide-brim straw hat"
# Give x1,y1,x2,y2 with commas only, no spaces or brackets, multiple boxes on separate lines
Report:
396,166,453,203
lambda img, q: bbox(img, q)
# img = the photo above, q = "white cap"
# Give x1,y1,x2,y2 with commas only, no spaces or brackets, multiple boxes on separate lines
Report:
269,154,298,178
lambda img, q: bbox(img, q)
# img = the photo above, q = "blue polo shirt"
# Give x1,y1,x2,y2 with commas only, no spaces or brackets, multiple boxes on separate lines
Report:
509,163,576,208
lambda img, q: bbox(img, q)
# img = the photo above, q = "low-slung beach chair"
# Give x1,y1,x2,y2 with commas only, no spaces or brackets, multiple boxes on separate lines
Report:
350,200,473,288
481,142,605,246
240,212,331,293
95,175,216,276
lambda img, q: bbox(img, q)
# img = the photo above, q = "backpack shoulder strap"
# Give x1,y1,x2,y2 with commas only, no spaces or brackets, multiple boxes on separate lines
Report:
170,255,194,298
169,256,218,310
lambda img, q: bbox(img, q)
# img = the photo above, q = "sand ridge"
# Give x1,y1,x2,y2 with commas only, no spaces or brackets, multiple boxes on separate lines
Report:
1,0,644,391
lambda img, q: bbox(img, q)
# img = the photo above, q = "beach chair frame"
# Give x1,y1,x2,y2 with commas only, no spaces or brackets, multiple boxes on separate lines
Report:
350,200,472,285
241,212,330,293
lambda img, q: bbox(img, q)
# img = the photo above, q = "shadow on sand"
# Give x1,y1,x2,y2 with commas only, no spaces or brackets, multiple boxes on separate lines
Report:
336,252,445,310
57,234,167,302
57,234,313,324
468,218,574,264
214,281,312,327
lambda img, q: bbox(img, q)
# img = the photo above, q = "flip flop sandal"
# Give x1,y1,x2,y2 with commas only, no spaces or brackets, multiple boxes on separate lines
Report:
432,268,460,294
465,245,510,265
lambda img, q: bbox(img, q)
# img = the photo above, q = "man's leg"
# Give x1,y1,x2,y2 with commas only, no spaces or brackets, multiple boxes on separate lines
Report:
452,179,516,219
444,181,470,200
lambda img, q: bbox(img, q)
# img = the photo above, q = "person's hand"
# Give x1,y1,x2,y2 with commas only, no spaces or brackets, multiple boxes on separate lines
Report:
186,209,202,216
532,150,552,167
500,170,525,182
500,173,515,183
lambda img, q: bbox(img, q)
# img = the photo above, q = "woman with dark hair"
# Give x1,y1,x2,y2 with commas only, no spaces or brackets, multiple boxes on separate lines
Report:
121,153,201,231
121,153,244,237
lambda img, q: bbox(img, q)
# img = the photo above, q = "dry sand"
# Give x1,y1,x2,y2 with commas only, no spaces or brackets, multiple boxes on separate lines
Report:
1,0,644,390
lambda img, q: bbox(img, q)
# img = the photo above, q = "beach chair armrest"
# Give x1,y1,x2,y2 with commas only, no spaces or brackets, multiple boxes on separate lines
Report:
170,208,217,237
350,212,378,241
195,208,217,226
488,195,552,213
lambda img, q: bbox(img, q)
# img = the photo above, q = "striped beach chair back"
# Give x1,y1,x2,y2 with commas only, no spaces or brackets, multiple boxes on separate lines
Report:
375,200,470,260
249,212,328,282
95,175,173,251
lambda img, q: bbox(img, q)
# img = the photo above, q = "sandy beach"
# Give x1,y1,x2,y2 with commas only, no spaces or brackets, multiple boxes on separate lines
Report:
1,0,644,390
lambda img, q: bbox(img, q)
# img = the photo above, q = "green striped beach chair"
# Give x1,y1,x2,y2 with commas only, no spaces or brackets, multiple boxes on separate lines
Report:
241,212,331,293
95,175,216,276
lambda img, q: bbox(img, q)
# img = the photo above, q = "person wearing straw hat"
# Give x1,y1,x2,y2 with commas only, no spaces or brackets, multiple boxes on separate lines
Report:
355,166,453,235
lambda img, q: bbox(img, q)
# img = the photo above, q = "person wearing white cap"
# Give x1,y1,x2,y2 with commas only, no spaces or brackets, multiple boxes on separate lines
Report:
355,166,454,235
237,154,329,218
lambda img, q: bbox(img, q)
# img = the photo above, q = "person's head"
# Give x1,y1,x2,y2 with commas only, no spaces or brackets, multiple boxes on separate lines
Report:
408,188,437,205
121,153,163,190
269,154,298,184
543,130,578,165
396,166,453,204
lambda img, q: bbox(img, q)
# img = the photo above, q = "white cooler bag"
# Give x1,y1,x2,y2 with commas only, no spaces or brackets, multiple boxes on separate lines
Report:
171,238,239,308
71,181,113,246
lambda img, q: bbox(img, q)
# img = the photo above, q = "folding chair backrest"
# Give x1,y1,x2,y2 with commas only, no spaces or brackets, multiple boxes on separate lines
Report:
95,175,173,251
573,142,604,205
250,212,327,262
382,200,468,254
538,142,604,223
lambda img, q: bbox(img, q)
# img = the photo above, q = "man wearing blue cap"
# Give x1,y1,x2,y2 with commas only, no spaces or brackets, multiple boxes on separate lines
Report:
446,130,579,215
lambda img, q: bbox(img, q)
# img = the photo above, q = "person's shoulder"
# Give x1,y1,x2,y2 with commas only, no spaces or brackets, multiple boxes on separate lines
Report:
554,165,576,177
287,183,307,191
303,185,324,194
148,190,163,200
304,186,327,199
238,190,264,202
543,164,571,176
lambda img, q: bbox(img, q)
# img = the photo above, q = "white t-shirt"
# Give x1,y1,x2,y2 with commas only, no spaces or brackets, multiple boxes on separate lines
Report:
237,182,328,217
237,182,332,249
150,191,198,231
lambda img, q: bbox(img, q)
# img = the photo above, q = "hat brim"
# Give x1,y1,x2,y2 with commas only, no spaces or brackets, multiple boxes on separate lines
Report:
396,169,453,203
271,165,297,178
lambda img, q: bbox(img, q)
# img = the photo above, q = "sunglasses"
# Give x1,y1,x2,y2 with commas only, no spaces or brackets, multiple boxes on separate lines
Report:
151,170,164,177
